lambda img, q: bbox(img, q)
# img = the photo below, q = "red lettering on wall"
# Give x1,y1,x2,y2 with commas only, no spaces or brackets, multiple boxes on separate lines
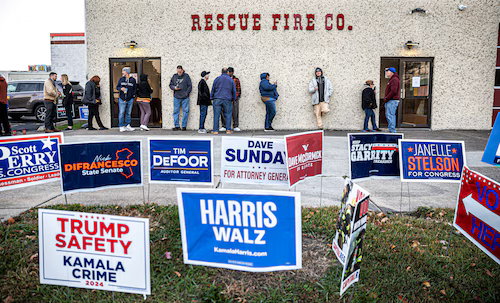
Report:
253,14,261,30
337,14,344,30
325,14,333,30
191,14,201,31
228,14,236,30
293,14,303,30
217,14,224,30
284,14,290,30
205,14,213,30
306,14,315,30
239,14,249,30
272,14,281,30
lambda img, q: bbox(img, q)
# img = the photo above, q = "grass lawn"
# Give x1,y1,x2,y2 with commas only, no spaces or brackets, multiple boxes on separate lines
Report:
56,121,86,131
0,204,498,302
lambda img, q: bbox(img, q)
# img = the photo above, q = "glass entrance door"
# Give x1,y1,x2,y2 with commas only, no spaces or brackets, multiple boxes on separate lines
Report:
109,58,162,128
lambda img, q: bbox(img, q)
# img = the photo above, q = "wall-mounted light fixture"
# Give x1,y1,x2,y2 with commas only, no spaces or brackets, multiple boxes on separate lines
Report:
409,8,428,14
458,4,467,11
124,41,137,49
405,41,420,49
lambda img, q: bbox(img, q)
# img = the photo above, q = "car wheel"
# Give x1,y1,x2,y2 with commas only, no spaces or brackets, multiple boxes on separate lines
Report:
35,104,46,122
9,114,23,120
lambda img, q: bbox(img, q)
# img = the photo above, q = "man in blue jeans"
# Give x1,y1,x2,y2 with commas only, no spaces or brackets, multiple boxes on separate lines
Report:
259,73,279,131
210,68,236,134
169,65,192,131
384,67,400,133
116,67,137,132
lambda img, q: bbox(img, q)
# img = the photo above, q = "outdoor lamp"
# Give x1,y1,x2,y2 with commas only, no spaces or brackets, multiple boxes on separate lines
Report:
124,41,137,49
405,41,419,49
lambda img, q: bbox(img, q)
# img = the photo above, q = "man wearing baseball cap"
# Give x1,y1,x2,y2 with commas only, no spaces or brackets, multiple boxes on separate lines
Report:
116,67,137,132
197,71,211,133
384,67,400,133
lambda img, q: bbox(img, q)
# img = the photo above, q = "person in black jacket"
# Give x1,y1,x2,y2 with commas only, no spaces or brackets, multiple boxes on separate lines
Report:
197,71,211,133
137,74,154,131
362,80,380,132
83,76,107,130
61,74,74,130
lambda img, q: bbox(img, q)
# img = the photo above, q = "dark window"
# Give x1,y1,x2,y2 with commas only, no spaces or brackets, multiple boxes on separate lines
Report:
495,69,500,87
17,82,40,92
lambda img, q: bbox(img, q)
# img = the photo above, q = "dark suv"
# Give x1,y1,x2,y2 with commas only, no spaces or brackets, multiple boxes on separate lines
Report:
7,80,84,122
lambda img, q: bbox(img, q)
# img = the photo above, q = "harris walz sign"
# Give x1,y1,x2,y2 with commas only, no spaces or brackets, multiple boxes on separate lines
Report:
60,141,142,193
348,133,403,181
0,133,63,191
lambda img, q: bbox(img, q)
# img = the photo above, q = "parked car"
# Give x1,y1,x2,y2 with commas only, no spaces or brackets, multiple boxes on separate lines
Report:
7,80,84,122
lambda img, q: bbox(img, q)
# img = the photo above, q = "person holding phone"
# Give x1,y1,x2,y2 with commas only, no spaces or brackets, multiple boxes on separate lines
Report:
308,67,333,129
362,80,381,132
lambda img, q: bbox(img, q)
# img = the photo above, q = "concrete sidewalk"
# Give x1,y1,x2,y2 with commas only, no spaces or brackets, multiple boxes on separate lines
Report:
1,129,497,221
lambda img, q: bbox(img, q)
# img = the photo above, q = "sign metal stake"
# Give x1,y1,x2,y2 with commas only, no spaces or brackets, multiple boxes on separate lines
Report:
64,194,68,206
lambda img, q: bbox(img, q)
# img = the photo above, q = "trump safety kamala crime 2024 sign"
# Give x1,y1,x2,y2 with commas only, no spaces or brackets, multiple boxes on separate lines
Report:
0,133,63,191
221,137,288,185
285,130,323,187
148,137,213,184
177,188,302,272
60,141,143,194
38,209,151,294
348,133,403,181
399,139,466,183
453,166,500,264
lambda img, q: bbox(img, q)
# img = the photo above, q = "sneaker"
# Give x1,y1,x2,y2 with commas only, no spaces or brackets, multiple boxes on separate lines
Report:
362,129,369,132
374,128,382,132
119,127,126,132
264,128,275,132
198,129,207,134
211,131,218,135
65,127,73,131
88,127,97,130
99,127,108,130
219,127,226,132
234,127,241,132
318,126,323,130
226,130,233,134
172,127,181,131
182,127,187,131
45,129,54,133
140,125,150,131
125,124,135,131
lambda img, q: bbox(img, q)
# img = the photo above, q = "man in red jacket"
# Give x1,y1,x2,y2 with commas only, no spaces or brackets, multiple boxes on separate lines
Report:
384,67,400,133
0,74,11,136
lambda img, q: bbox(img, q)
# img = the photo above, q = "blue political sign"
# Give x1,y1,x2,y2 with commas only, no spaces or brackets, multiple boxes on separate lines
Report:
482,115,500,166
149,138,213,184
348,133,403,181
0,133,64,191
60,141,143,193
79,106,89,120
399,140,466,183
177,188,302,272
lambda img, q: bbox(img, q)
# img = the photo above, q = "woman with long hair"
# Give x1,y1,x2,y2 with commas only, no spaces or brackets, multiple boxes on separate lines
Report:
83,75,107,130
61,74,73,130
136,74,153,130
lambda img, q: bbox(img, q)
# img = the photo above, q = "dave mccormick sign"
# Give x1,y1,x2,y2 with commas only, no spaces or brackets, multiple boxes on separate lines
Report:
285,130,323,187
60,141,143,193
38,209,151,294
148,138,213,184
221,137,288,185
0,133,63,191
177,188,302,272
399,139,466,183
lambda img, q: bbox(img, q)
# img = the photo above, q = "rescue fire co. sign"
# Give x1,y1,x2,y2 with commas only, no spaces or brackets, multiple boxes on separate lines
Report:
453,166,500,264
39,209,151,294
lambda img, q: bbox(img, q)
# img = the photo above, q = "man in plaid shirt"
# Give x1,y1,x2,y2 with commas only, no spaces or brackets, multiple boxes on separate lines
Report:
220,67,242,131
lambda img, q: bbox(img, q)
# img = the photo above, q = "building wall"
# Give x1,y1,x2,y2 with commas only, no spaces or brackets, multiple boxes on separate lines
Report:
85,0,499,130
51,34,87,84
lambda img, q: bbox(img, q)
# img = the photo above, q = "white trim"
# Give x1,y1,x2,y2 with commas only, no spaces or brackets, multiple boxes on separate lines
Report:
494,86,500,90
147,137,214,185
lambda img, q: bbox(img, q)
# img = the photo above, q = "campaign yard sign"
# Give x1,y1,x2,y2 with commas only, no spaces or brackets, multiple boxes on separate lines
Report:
0,133,63,191
221,137,288,185
148,138,213,184
453,166,500,264
39,209,151,294
60,141,143,194
481,115,500,166
177,188,301,272
348,133,403,181
399,139,466,183
285,130,323,187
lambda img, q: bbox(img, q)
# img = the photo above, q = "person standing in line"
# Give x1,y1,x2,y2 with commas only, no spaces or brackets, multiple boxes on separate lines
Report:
116,67,137,132
60,74,74,131
197,71,211,134
43,72,61,133
211,68,236,135
169,65,192,131
220,67,241,132
259,73,278,132
384,67,400,133
83,76,107,130
0,74,11,136
362,80,381,132
308,67,333,129
136,74,153,131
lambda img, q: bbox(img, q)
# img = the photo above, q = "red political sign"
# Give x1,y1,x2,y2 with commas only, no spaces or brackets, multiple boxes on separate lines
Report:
285,130,323,187
453,166,500,264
